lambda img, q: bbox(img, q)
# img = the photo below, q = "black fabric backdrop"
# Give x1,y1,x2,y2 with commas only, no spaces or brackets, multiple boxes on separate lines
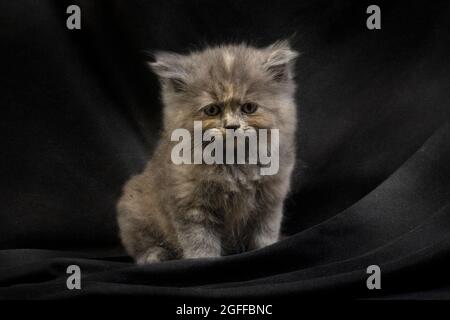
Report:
0,0,450,300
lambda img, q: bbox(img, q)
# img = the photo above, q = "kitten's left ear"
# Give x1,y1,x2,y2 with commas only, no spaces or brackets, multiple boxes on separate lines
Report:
263,40,299,82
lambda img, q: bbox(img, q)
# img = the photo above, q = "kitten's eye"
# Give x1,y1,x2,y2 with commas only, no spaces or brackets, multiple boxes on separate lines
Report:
241,102,258,114
203,104,221,116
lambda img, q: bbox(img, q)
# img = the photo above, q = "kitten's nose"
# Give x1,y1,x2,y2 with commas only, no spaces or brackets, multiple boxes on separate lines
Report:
224,114,241,129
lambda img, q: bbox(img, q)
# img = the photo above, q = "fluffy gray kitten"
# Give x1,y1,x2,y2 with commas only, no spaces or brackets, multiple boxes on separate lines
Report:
117,41,298,264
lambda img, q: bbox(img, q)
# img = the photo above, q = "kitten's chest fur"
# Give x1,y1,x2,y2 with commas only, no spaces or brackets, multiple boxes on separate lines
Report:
200,165,261,213
171,164,265,250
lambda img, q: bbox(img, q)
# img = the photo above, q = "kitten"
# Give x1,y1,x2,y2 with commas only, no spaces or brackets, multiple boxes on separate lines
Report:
117,41,298,264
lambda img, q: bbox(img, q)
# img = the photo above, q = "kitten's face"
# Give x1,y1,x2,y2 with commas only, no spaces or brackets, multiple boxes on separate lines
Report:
150,41,298,135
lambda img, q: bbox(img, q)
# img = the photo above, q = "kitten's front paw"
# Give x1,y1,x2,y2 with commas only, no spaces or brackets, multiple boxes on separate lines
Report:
183,250,221,260
251,234,279,251
136,246,171,265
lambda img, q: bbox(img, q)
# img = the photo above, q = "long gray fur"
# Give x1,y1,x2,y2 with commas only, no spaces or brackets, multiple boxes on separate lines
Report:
117,41,298,264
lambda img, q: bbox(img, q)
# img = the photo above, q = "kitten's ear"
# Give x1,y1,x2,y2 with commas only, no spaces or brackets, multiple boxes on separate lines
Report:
263,40,299,82
148,51,189,92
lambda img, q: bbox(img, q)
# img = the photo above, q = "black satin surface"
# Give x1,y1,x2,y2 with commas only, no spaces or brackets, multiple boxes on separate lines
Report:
0,0,449,300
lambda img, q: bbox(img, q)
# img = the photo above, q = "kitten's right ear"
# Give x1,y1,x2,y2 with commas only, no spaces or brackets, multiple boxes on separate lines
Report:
148,51,189,92
263,40,299,82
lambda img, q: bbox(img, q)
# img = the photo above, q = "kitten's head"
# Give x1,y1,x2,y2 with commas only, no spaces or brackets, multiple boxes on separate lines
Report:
149,41,298,136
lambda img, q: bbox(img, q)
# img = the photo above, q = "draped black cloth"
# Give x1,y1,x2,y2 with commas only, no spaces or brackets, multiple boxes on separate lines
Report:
1,0,449,300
